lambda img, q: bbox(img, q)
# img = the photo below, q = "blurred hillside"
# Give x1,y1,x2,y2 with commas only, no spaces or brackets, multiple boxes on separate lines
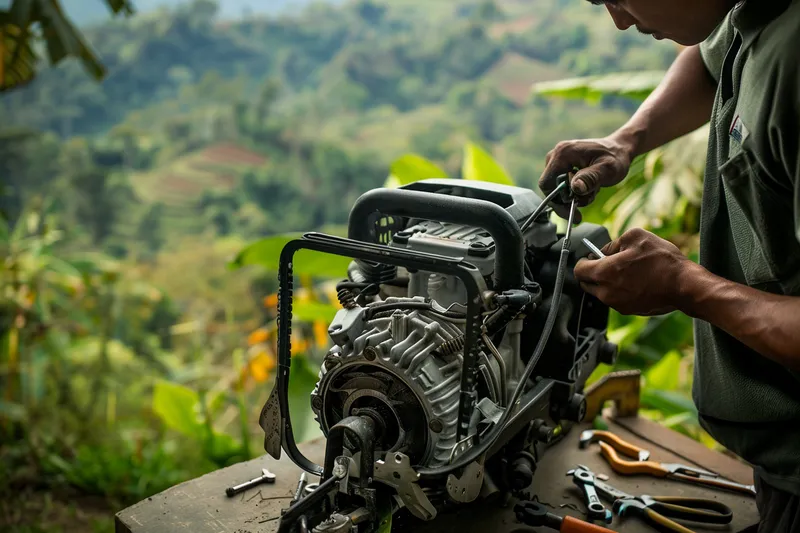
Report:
72,0,348,25
2,0,677,247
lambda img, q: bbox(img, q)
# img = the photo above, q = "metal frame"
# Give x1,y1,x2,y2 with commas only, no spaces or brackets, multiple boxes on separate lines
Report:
272,232,486,478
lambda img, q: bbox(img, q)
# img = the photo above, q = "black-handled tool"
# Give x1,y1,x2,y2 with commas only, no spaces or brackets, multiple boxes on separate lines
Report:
225,467,276,497
581,464,734,533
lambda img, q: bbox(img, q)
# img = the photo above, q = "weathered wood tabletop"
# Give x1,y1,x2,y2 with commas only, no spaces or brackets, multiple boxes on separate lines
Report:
115,415,759,533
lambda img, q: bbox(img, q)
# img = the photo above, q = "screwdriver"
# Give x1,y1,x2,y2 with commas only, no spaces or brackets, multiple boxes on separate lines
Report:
582,238,606,259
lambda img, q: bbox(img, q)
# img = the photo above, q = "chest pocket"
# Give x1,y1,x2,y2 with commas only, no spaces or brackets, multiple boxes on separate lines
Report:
720,148,800,294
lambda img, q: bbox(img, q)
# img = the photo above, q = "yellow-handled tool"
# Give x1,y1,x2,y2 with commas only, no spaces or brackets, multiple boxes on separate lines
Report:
598,442,756,497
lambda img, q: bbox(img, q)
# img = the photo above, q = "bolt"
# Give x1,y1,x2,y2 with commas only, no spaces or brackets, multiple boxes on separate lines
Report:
332,463,346,478
324,355,340,371
312,396,323,410
429,419,443,433
363,346,378,361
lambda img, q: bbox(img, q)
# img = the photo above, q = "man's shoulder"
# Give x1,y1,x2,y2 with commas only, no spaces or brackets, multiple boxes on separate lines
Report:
749,0,800,80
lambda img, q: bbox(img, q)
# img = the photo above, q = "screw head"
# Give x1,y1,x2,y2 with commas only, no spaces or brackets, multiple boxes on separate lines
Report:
363,346,378,361
311,395,323,410
429,418,443,433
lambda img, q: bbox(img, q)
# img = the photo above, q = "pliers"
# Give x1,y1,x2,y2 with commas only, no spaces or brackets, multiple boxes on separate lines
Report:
582,431,756,497
573,466,734,533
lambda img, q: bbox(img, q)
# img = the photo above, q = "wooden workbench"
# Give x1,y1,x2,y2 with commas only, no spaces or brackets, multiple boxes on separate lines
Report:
115,415,760,533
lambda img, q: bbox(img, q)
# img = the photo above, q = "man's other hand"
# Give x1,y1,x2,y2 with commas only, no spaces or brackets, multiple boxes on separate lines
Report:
538,136,634,221
573,228,692,316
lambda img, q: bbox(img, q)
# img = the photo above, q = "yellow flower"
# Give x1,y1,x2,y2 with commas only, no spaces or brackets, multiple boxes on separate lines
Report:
248,327,271,346
247,350,276,383
291,337,309,357
263,293,279,309
313,320,330,348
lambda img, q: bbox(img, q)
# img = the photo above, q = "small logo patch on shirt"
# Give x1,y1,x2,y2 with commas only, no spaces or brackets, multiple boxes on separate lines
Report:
730,115,749,144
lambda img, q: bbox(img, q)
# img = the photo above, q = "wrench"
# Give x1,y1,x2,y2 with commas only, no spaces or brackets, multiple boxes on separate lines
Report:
566,465,613,524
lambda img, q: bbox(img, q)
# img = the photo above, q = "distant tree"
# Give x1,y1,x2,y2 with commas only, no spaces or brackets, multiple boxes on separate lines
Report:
354,1,386,24
137,202,166,253
0,0,135,93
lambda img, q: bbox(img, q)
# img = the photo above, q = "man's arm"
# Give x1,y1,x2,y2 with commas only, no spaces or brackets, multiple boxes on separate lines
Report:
610,45,718,160
677,263,800,371
539,45,718,205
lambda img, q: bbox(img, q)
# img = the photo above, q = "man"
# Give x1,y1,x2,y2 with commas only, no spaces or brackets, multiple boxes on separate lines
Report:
538,0,800,530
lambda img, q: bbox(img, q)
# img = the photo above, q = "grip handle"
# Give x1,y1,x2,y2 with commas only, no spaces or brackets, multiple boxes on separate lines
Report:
599,442,668,476
591,430,649,460
561,516,617,533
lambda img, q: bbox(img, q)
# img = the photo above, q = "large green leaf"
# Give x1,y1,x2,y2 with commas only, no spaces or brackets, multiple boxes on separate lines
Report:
640,388,697,418
293,301,339,324
462,142,515,185
152,380,204,439
288,355,323,444
644,350,681,391
230,234,353,278
387,154,448,188
531,71,666,104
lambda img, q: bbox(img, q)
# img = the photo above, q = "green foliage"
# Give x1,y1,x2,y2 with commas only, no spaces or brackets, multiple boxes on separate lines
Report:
462,141,514,185
0,0,134,92
152,380,245,465
531,71,666,104
386,154,448,188
287,354,324,443
231,234,353,278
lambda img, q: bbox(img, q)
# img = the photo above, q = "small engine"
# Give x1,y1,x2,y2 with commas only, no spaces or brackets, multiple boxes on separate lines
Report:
260,179,618,533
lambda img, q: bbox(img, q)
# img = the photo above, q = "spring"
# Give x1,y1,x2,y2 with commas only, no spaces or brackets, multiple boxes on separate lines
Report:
437,335,465,357
337,287,357,309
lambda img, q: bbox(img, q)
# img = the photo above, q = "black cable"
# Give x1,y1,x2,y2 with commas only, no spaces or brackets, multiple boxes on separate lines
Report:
520,180,568,234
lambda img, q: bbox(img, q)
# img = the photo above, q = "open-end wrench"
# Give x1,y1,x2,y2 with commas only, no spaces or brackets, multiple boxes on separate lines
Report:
567,465,613,524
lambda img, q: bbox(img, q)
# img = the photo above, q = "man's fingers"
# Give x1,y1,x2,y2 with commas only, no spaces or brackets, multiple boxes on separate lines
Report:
601,238,623,256
573,257,603,283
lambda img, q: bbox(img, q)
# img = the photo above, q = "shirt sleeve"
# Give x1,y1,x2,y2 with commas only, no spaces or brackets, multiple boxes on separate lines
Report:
699,12,736,83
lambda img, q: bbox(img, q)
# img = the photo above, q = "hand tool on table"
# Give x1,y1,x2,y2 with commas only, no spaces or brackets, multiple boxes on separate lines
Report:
225,467,276,497
579,429,650,461
567,465,614,524
571,466,734,533
596,440,757,497
514,498,617,532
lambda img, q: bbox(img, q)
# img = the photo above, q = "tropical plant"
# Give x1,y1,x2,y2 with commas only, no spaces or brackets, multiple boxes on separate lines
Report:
0,0,135,92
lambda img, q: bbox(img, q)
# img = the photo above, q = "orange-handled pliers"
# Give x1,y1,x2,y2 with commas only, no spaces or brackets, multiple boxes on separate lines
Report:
579,429,650,461
598,441,756,497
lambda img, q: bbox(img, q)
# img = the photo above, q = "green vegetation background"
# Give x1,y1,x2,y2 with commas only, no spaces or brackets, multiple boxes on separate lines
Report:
1,0,720,531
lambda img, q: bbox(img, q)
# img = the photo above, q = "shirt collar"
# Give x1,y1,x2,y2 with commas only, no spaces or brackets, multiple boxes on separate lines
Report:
731,0,794,42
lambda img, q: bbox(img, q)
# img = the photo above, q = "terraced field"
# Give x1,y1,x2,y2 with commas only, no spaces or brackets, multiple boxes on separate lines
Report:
131,142,268,234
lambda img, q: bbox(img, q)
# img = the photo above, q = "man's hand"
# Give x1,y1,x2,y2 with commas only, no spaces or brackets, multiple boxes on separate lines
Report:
538,136,635,221
574,227,692,316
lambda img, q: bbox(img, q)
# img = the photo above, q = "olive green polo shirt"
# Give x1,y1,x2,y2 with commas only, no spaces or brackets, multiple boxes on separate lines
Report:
695,0,800,495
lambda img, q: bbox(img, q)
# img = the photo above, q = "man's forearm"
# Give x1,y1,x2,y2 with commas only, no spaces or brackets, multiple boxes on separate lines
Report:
677,261,800,371
610,45,718,158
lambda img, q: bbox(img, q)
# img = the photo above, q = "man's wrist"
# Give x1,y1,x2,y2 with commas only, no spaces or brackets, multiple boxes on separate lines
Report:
608,123,647,162
672,259,713,319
